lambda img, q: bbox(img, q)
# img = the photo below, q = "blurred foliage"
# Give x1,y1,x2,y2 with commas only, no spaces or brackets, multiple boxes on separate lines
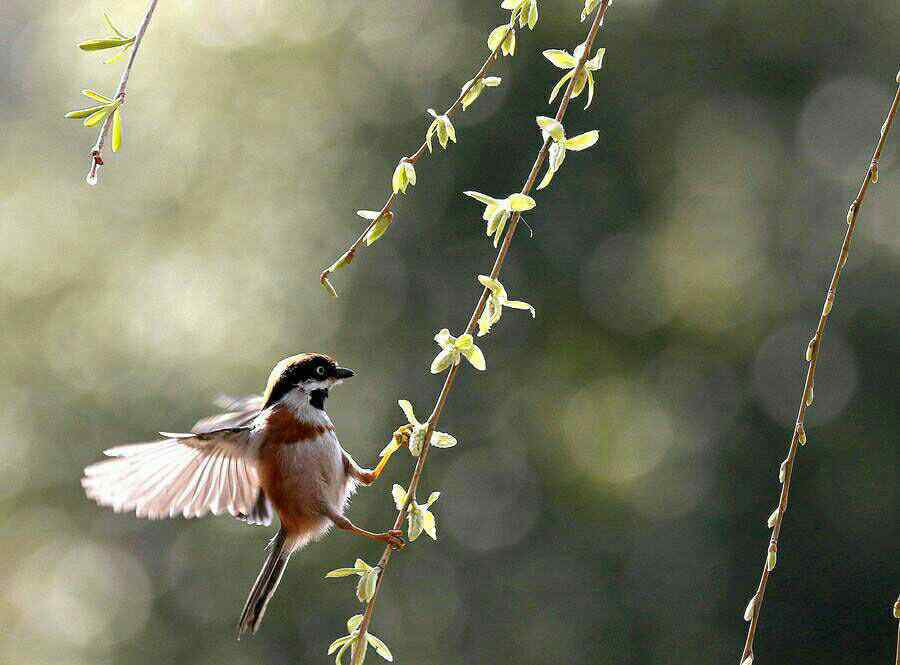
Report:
1,1,899,665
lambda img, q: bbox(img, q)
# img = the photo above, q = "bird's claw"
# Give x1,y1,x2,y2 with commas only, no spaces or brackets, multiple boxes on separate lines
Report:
383,529,405,550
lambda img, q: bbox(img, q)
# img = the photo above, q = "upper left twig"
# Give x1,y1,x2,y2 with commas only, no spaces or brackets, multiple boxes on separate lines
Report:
65,0,161,186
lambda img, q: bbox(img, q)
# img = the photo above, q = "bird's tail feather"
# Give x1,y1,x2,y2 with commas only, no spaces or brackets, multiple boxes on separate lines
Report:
237,528,292,639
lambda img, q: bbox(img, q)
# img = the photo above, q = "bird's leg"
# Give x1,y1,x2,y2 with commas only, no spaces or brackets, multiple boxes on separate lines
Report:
327,512,405,550
344,431,402,486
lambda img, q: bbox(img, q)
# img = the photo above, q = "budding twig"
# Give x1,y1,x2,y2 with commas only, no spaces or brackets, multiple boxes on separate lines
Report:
738,70,900,665
318,8,527,295
894,594,900,665
348,3,614,662
85,0,160,186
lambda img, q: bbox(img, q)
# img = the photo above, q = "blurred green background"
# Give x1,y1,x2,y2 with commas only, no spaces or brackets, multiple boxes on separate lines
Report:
2,1,899,664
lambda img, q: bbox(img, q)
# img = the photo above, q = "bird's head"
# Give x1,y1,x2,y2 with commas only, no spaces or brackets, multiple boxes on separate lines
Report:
261,353,354,411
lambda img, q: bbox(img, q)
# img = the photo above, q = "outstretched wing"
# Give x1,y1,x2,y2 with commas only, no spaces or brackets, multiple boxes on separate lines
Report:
192,394,265,434
82,427,263,521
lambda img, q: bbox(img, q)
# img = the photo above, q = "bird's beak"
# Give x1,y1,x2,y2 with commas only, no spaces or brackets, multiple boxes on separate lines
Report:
335,366,355,380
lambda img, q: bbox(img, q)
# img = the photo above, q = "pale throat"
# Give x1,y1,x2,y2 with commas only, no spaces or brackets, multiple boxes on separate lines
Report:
282,388,333,427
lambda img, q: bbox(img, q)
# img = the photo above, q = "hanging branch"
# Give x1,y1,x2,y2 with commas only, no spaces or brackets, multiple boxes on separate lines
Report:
738,69,900,665
65,0,160,185
317,2,542,297
894,595,900,665
321,3,613,664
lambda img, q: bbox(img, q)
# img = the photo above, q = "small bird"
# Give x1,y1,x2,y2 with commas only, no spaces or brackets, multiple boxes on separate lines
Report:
82,353,402,639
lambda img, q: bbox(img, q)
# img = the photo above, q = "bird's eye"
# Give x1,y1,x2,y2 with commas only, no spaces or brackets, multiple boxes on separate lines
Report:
316,366,326,377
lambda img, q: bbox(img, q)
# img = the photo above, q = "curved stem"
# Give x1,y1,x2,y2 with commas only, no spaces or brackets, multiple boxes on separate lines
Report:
319,10,523,293
350,3,614,662
86,0,160,185
739,73,900,665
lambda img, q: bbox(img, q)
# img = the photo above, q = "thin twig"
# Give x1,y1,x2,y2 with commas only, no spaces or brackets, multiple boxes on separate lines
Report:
739,71,900,665
349,3,613,662
319,8,524,292
86,0,160,186
894,595,900,665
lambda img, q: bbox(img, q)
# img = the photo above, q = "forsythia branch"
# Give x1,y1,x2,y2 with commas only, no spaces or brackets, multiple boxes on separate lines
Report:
738,69,900,665
347,2,614,663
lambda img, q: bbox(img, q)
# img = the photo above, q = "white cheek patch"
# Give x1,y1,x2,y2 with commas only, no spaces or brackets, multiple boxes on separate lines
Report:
303,378,336,392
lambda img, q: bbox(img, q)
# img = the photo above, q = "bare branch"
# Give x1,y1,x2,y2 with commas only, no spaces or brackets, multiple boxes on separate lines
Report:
738,70,900,665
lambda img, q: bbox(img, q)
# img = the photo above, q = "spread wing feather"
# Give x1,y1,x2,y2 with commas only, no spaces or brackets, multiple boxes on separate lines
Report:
82,428,261,521
192,394,265,434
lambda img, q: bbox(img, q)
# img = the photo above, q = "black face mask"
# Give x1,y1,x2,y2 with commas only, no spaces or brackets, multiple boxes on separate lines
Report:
310,388,329,410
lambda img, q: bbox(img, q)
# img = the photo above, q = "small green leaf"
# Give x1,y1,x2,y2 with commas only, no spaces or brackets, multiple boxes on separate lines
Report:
364,211,393,246
565,130,599,151
391,484,407,510
487,24,511,51
403,161,416,186
365,633,393,662
391,162,406,193
325,568,360,578
392,160,415,194
430,431,457,448
586,48,606,71
83,106,111,128
335,641,351,665
321,276,339,298
111,106,123,152
421,510,437,540
78,37,134,51
461,343,486,371
527,1,538,29
543,49,577,69
548,70,574,104
328,636,353,655
537,165,555,190
430,347,455,374
82,89,113,103
505,300,535,317
65,104,107,119
506,193,536,212
584,72,595,110
464,190,500,207
357,569,378,602
445,118,457,143
536,116,565,142
582,0,600,21
397,400,418,426
501,28,516,56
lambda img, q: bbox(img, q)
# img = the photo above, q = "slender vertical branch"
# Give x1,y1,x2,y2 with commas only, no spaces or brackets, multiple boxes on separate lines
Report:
348,3,613,662
894,595,900,665
85,0,160,186
739,71,900,665
319,8,524,294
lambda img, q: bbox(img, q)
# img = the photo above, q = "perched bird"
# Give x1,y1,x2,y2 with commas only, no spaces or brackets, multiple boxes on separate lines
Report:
82,353,402,639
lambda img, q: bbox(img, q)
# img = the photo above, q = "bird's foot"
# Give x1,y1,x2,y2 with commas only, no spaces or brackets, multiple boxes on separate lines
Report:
378,529,405,550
